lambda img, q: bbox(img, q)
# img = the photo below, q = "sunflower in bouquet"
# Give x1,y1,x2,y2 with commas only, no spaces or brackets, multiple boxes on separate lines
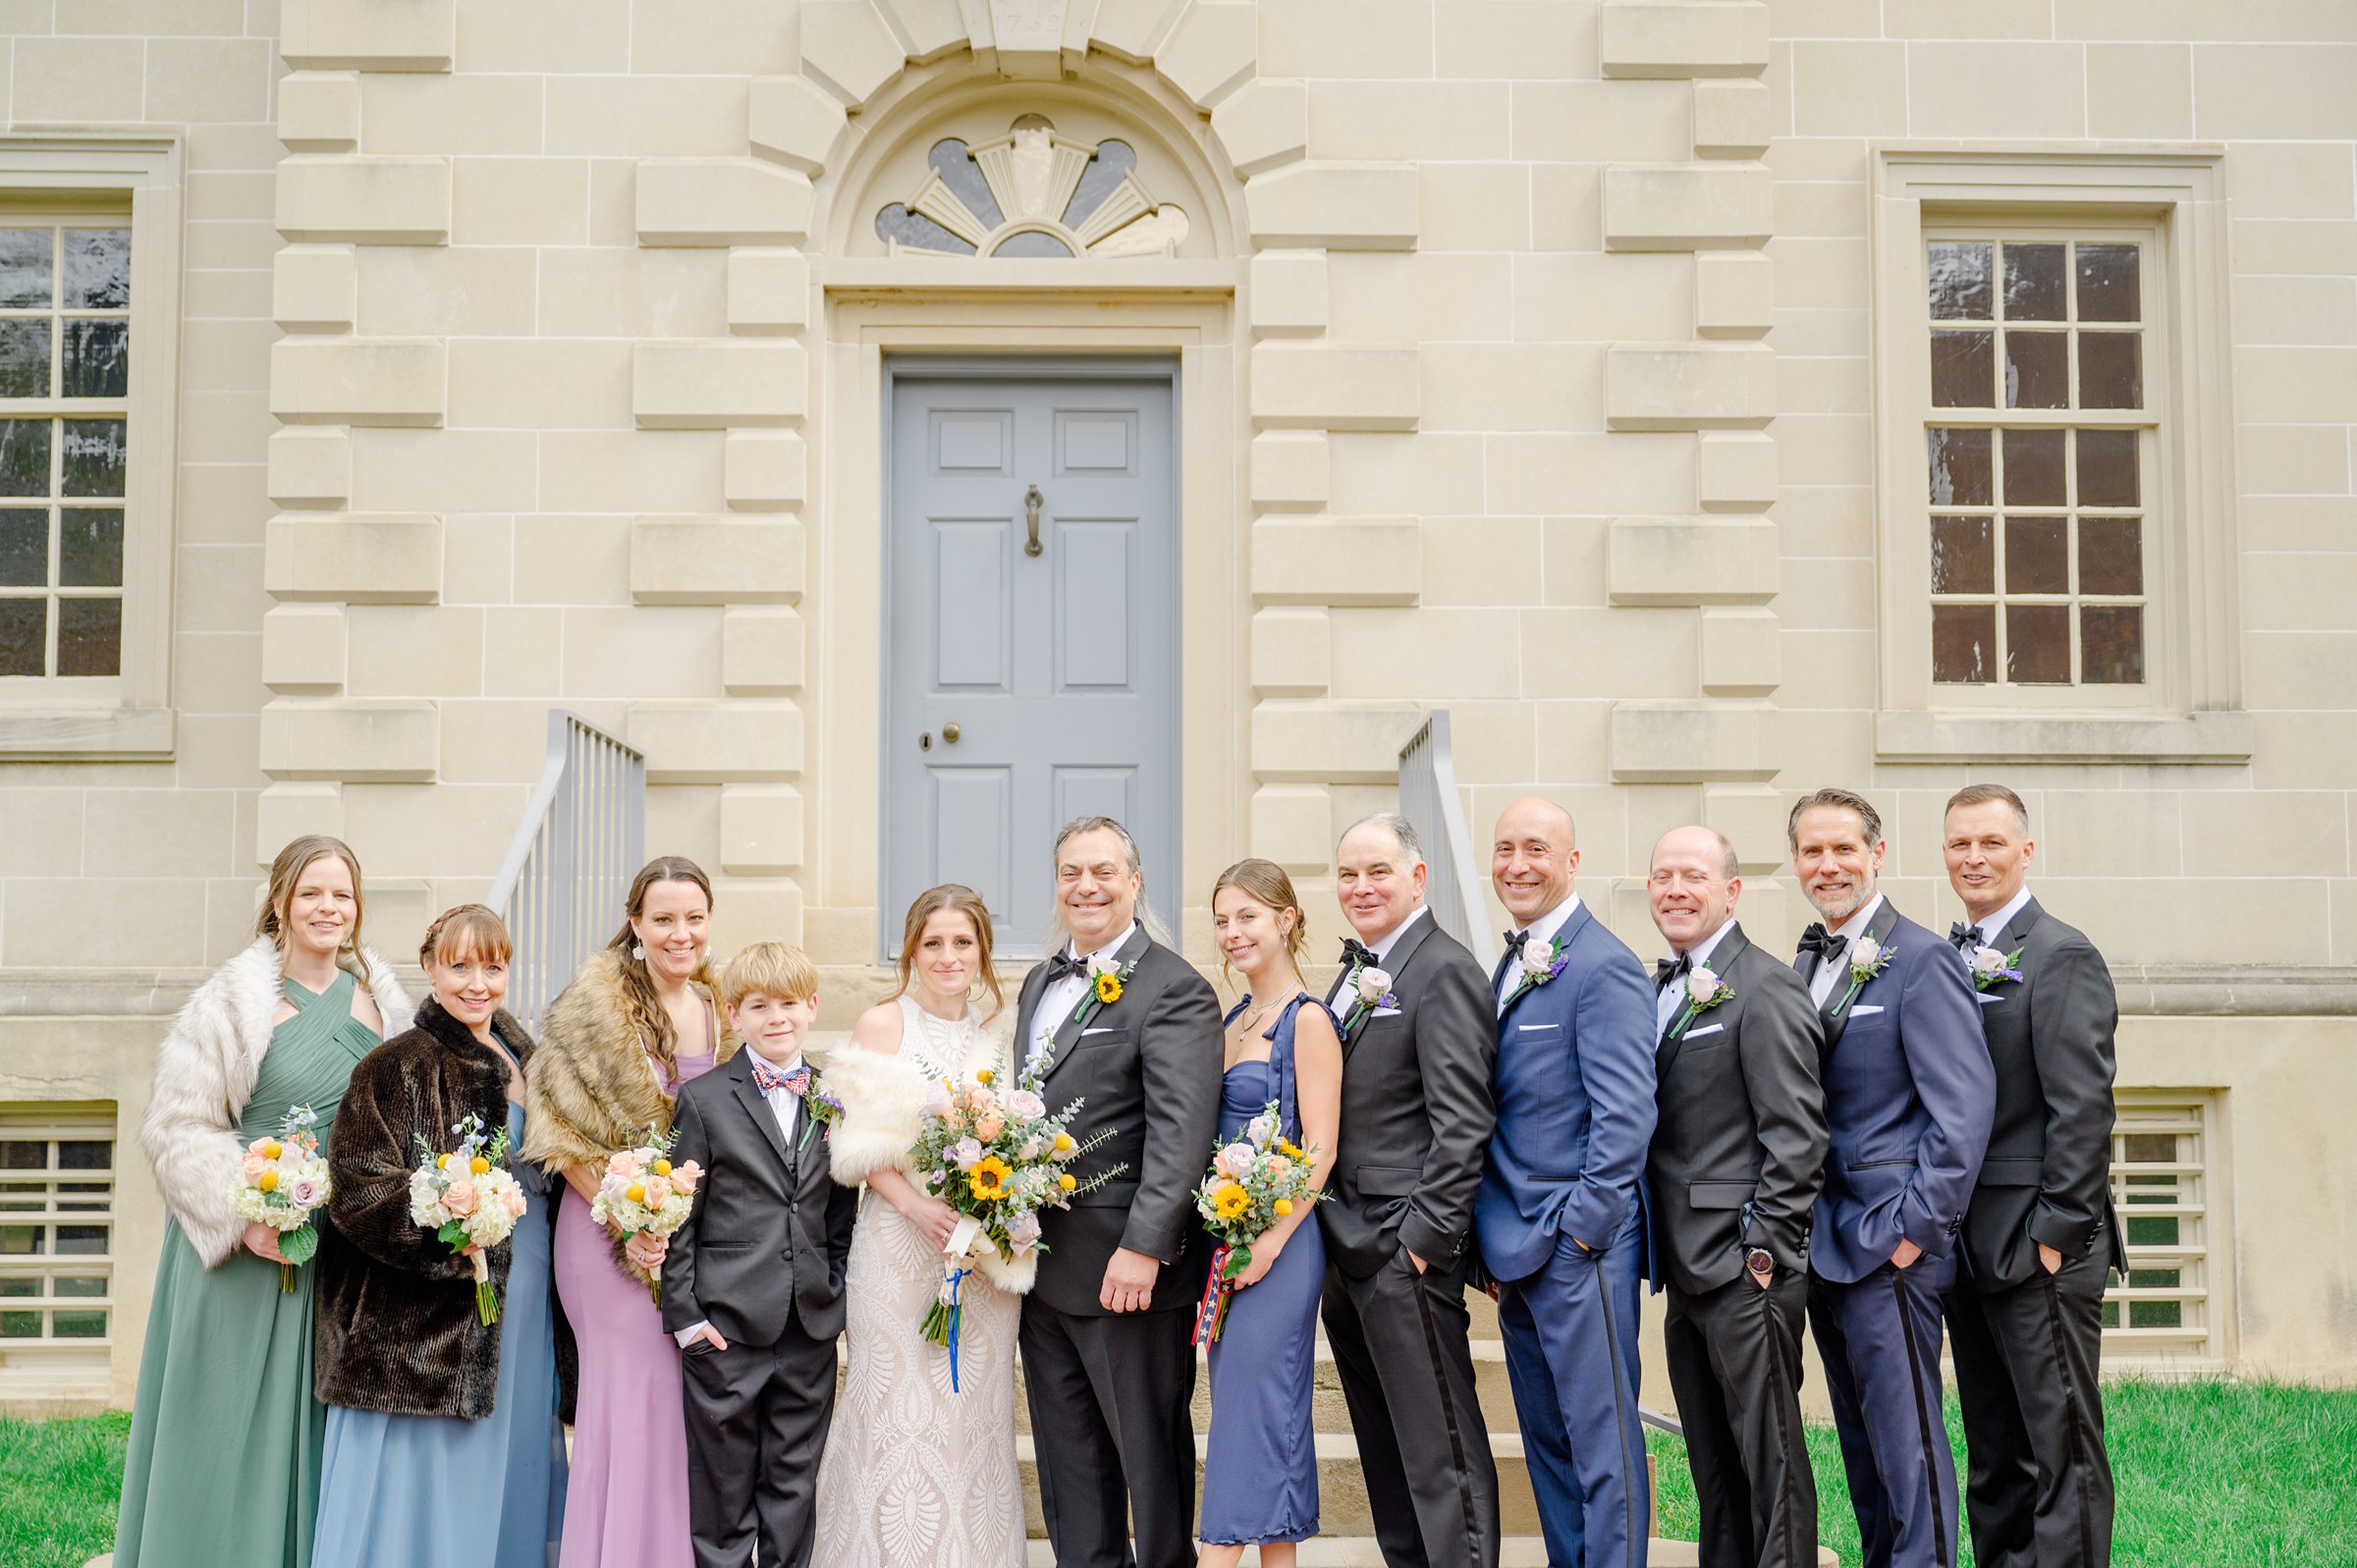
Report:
1190,1103,1325,1343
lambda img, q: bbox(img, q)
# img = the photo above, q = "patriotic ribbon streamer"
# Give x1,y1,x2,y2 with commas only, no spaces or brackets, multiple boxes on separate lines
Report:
943,1266,969,1392
1191,1243,1233,1346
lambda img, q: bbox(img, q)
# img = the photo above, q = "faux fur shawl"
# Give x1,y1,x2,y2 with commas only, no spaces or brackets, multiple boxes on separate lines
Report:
823,1015,1034,1294
313,999,548,1419
139,937,411,1268
521,949,736,1287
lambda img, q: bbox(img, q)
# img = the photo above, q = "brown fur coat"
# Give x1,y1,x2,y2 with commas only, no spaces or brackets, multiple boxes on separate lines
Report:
313,999,570,1419
520,948,737,1285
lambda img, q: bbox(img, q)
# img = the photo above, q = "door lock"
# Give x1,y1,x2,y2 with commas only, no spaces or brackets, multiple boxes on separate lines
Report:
1023,484,1044,557
942,722,962,743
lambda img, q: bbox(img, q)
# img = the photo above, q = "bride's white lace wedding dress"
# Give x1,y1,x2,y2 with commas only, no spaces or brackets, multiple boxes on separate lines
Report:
813,996,1025,1568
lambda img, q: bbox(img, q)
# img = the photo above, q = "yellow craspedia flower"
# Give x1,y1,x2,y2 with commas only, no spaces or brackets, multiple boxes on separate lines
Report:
262,1140,283,1160
968,1156,1013,1202
1059,1173,1077,1192
626,1182,646,1204
1053,1132,1074,1153
438,1153,454,1169
1213,1182,1250,1220
258,1169,280,1193
469,1156,491,1175
1094,972,1123,1004
975,1068,994,1085
652,1160,672,1177
1273,1198,1293,1217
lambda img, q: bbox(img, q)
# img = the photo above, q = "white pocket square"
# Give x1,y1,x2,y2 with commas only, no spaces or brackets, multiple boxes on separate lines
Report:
1681,1023,1725,1040
1517,1021,1560,1033
1372,1006,1403,1018
1080,1026,1120,1036
1976,993,2005,1006
1850,1003,1886,1017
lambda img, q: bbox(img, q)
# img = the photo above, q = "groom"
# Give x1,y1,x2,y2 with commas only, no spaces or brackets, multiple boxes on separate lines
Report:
1015,815,1222,1568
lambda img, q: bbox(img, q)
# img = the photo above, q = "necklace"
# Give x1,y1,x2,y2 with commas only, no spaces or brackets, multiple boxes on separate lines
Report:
1234,984,1305,1038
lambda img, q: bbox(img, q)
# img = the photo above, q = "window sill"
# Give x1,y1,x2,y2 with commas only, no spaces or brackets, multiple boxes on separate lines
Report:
0,706,174,760
1873,708,2250,765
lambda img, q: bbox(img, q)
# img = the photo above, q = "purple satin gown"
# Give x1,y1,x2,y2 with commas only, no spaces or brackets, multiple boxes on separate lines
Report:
555,1041,716,1568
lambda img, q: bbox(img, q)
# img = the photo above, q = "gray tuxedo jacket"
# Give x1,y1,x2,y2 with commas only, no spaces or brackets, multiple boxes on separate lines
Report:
1957,896,2130,1291
1323,911,1498,1277
1014,925,1223,1317
1645,921,1829,1295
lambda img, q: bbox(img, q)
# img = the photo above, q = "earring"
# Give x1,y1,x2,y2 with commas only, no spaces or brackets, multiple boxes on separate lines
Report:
631,944,645,961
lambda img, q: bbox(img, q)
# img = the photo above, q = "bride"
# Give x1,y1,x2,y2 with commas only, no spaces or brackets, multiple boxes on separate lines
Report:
814,884,1026,1568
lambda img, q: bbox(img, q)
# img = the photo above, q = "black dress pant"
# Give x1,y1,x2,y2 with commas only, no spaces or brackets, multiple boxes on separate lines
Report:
1948,1244,2114,1568
1664,1269,1817,1568
680,1310,839,1568
1017,1300,1199,1568
1320,1248,1501,1568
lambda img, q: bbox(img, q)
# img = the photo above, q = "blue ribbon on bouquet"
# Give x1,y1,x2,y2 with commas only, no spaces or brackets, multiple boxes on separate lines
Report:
945,1266,969,1392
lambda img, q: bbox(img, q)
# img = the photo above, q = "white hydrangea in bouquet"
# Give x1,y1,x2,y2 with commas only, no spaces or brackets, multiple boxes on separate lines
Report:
587,1123,704,1308
409,1112,528,1325
904,1040,1122,1387
1189,1102,1324,1344
230,1104,332,1292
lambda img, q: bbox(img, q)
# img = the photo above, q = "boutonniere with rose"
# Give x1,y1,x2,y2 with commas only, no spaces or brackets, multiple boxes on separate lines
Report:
1831,937,1891,1017
1503,935,1570,1008
1668,965,1733,1041
1969,944,2025,991
1340,966,1398,1032
1072,949,1139,1027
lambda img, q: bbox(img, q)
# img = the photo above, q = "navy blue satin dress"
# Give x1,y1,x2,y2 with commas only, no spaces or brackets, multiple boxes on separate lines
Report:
1198,995,1328,1547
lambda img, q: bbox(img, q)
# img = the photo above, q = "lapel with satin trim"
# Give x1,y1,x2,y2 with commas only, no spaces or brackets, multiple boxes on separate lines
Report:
1042,924,1153,1085
1657,921,1749,1082
1819,897,1901,1057
1991,895,2045,964
1343,911,1437,1055
730,1054,794,1173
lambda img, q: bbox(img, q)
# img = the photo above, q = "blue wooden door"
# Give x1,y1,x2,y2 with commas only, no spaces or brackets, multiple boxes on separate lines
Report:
885,372,1178,956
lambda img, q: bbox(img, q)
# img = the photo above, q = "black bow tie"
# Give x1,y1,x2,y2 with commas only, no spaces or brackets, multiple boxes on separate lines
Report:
1654,952,1692,992
1339,938,1378,971
1043,951,1088,984
1796,923,1845,965
1503,928,1531,960
1948,921,1979,952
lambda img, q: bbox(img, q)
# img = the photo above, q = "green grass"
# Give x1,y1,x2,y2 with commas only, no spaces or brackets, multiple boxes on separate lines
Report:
1648,1378,2357,1567
0,1411,129,1568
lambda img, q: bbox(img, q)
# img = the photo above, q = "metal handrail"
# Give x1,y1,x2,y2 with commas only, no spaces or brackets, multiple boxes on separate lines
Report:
1397,710,1493,967
488,711,646,1031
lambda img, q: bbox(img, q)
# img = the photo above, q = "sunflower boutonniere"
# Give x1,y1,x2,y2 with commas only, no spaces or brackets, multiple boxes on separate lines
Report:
1832,937,1892,1017
1073,950,1139,1027
1669,964,1733,1041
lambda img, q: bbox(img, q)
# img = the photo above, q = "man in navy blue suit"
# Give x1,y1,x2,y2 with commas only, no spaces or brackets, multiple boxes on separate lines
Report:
1787,787,1995,1568
1475,797,1658,1568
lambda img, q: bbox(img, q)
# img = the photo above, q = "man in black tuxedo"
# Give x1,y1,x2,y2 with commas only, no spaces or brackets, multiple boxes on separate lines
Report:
1941,784,2124,1568
1014,815,1222,1568
1318,812,1502,1568
1645,827,1828,1568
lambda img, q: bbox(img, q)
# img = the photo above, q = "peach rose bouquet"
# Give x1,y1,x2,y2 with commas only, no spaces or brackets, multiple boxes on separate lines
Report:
409,1112,527,1325
229,1103,332,1292
587,1124,703,1308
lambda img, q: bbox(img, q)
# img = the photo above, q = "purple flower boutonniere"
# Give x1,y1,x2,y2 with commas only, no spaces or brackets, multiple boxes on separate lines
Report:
1969,944,2025,992
1832,937,1891,1018
1341,966,1399,1033
1503,937,1569,1009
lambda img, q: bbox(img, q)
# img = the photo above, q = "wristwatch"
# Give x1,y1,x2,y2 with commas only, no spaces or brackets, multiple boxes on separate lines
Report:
1744,1247,1774,1277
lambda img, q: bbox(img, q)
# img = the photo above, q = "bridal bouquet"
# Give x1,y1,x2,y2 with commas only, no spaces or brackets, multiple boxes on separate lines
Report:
230,1104,332,1292
587,1124,704,1309
906,1042,1121,1387
410,1113,528,1325
1190,1103,1324,1344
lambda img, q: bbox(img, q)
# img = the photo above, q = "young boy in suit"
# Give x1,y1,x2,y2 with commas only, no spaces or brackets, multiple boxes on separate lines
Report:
665,943,858,1568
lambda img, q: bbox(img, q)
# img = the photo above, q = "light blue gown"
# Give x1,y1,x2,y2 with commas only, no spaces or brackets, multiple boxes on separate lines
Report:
311,1102,568,1568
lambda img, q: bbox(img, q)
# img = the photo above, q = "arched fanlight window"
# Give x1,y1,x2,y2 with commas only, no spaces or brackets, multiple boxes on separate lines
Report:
875,115,1191,259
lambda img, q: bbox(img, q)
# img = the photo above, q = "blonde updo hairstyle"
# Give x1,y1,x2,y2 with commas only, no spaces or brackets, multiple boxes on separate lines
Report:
1211,857,1310,990
255,835,369,981
606,855,721,1078
893,884,1006,1020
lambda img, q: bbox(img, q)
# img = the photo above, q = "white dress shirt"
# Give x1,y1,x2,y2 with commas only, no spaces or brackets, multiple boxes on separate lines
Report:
1327,903,1430,1010
1655,916,1739,1037
1028,919,1138,1069
1807,892,1887,1008
674,1050,802,1349
1497,892,1583,1013
1969,885,2035,949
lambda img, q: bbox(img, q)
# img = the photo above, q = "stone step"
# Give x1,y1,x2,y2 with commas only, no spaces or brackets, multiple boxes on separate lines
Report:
1022,1541,1836,1566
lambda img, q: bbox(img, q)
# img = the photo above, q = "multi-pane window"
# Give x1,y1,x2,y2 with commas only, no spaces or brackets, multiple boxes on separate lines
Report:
1923,236,2151,689
0,1109,115,1394
2101,1094,2219,1361
0,219,131,682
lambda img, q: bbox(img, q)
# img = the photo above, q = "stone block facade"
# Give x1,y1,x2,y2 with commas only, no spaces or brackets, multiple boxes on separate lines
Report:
3,0,2356,1420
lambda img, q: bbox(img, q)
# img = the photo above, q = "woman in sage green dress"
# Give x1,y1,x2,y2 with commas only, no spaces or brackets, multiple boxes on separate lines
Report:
113,837,411,1568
